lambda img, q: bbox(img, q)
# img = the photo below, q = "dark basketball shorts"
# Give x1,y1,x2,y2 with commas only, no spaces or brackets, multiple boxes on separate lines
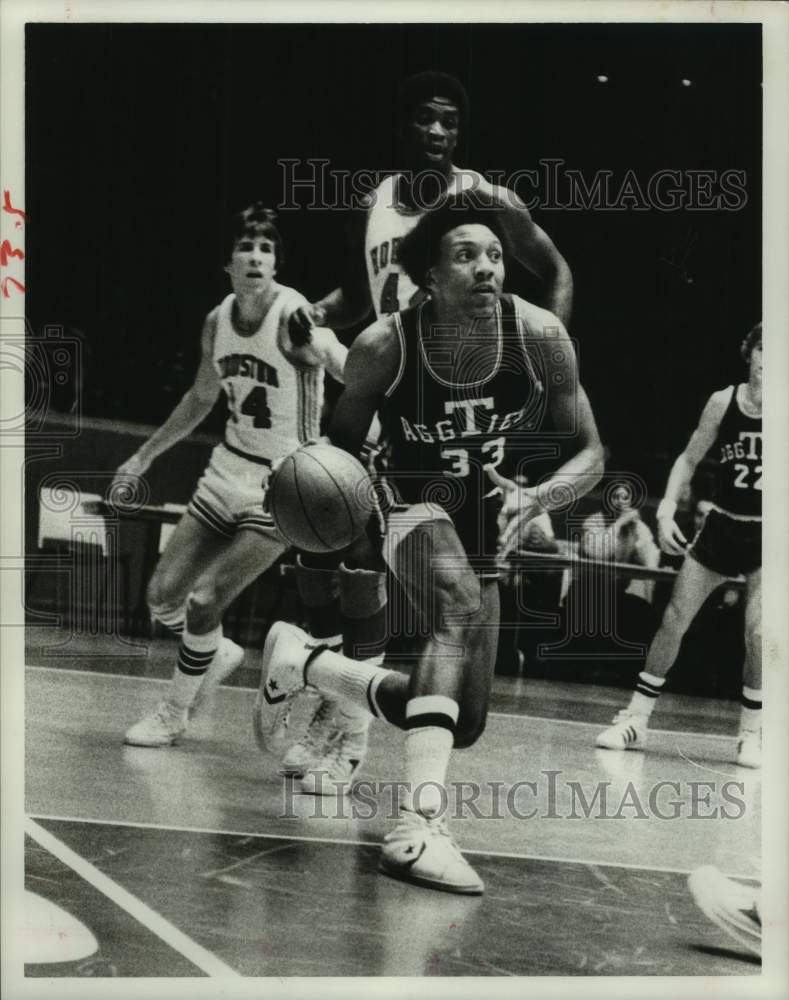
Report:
688,507,761,577
369,476,503,580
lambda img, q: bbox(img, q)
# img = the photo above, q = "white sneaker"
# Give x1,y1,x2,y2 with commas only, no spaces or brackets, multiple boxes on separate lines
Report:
280,696,339,777
124,700,188,747
253,621,320,753
189,638,245,719
688,865,761,958
736,729,761,769
299,726,368,795
379,808,484,895
595,709,649,750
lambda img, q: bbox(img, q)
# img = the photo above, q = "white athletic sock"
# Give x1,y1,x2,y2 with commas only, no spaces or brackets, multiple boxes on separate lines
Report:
628,671,666,718
740,686,762,734
403,695,459,817
170,625,222,709
305,648,391,721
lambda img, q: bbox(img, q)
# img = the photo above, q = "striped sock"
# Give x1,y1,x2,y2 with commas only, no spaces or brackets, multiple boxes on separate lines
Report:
628,671,666,717
305,647,393,722
740,686,762,734
403,695,459,817
170,626,222,709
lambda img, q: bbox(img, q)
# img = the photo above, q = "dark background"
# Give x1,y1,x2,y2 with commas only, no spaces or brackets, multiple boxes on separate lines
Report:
25,22,761,492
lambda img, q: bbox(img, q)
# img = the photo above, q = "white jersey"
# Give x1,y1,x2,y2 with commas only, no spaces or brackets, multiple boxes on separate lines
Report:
213,286,323,463
364,168,486,317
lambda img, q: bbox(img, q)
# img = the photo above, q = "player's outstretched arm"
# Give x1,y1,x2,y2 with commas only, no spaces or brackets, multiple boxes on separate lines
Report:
656,389,729,555
491,186,574,327
112,311,222,485
328,318,399,458
278,308,348,384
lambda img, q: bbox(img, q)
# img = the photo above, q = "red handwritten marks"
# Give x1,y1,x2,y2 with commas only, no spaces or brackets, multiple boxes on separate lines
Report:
3,190,26,220
1,191,25,297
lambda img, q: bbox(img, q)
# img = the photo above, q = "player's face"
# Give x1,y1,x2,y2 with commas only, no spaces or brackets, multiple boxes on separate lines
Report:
429,224,505,319
405,98,460,170
748,343,762,384
226,234,277,293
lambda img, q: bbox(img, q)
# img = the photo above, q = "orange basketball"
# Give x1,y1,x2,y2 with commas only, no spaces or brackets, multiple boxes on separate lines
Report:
268,442,375,553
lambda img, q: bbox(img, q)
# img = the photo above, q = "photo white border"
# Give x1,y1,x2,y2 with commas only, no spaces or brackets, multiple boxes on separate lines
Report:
2,2,787,998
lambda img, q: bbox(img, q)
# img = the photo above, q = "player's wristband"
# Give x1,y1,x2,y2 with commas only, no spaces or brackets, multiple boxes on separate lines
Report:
656,498,677,521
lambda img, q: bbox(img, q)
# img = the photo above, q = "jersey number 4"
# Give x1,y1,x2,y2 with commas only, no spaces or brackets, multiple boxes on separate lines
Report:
227,384,272,429
380,273,399,314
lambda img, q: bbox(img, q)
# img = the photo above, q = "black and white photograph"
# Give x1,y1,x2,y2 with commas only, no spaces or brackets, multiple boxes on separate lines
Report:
1,0,787,994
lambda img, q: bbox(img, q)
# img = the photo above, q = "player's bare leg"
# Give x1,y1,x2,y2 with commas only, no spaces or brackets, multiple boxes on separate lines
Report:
597,554,726,750
737,567,761,767
126,525,285,746
255,516,489,892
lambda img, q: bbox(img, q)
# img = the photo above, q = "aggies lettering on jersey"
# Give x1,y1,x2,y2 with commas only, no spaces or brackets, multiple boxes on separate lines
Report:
375,293,549,565
213,287,323,463
710,385,762,519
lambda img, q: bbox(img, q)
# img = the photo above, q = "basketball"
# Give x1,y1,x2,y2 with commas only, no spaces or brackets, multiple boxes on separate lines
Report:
268,442,375,553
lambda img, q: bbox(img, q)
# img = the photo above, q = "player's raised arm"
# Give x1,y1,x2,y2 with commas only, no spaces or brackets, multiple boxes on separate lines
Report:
112,310,222,483
489,184,574,327
328,317,399,458
655,389,729,555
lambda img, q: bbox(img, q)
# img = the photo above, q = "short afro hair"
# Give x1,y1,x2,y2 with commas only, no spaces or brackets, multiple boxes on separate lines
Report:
399,191,507,290
399,71,469,131
225,202,285,270
740,321,762,362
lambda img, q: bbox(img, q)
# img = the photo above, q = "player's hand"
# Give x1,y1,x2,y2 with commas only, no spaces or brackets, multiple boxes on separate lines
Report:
110,452,150,506
288,303,326,348
486,466,545,558
657,517,688,557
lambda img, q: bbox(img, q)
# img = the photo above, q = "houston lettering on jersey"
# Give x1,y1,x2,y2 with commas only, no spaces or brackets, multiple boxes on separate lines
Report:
216,353,279,387
369,237,403,277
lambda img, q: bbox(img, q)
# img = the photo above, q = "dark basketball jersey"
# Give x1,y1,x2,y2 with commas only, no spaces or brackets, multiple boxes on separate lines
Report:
376,294,550,564
709,385,762,519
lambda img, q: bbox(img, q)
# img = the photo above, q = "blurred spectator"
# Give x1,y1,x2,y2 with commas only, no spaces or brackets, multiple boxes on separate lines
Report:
579,484,661,604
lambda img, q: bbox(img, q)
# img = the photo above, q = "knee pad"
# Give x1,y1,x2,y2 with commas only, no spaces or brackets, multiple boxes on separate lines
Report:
339,562,387,619
295,553,340,609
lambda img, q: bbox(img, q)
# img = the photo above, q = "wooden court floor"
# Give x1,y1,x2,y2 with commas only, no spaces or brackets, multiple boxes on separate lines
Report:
22,631,761,978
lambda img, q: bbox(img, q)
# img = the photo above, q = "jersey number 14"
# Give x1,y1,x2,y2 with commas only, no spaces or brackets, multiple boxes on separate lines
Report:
226,384,272,429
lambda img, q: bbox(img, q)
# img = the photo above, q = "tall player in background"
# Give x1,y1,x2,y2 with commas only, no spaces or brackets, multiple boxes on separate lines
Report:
258,193,603,892
596,323,763,767
291,70,573,330
282,71,574,783
113,204,347,747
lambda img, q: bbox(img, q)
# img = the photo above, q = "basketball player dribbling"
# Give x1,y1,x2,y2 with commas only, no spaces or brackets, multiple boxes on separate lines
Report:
281,70,576,786
256,192,604,893
115,204,347,747
596,323,763,767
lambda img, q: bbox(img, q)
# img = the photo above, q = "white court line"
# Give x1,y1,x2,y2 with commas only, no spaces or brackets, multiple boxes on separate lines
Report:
24,817,242,978
28,812,758,883
25,664,736,741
